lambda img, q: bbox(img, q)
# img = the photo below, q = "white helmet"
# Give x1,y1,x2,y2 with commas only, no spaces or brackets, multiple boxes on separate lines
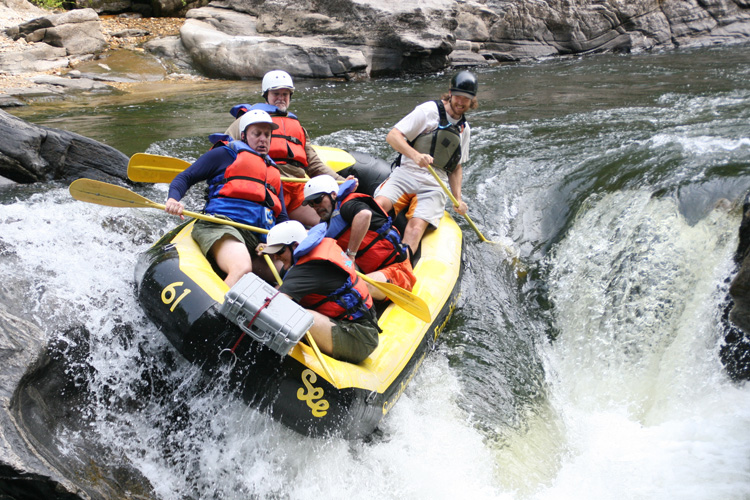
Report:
262,70,295,98
303,175,339,204
239,109,279,136
262,221,308,254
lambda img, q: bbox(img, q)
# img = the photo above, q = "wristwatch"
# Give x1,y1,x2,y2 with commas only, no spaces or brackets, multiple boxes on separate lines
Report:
346,249,357,258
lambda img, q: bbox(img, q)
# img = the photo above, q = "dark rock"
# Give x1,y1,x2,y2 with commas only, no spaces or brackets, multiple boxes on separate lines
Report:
724,192,750,380
0,109,128,184
151,0,210,17
74,0,132,15
1,317,156,499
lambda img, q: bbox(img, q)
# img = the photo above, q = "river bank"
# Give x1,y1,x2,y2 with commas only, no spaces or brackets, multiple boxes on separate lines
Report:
3,0,749,106
0,5,188,95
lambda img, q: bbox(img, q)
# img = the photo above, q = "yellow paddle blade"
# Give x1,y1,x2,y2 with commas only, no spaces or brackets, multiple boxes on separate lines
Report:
128,146,356,184
69,178,269,234
69,178,162,209
356,272,431,323
312,145,356,171
127,153,191,183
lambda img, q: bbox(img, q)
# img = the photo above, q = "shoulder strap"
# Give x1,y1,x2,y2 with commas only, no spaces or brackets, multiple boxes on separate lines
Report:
434,99,449,127
436,99,467,130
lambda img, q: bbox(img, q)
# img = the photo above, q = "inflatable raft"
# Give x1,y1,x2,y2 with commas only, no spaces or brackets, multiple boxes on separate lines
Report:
134,152,463,439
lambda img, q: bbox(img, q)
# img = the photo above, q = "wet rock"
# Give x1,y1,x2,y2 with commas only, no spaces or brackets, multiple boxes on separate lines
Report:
724,192,750,381
0,302,156,499
143,34,195,73
449,49,489,67
0,109,128,184
111,27,150,37
0,92,24,107
31,73,112,89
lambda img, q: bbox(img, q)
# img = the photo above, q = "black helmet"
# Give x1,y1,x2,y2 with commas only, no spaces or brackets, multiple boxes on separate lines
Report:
450,70,478,97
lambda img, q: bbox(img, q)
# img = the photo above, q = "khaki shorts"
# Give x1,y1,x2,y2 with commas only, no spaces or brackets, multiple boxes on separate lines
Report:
330,317,379,364
374,165,448,227
191,217,261,256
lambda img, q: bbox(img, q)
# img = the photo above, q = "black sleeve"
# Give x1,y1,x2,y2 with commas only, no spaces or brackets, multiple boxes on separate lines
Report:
279,261,349,302
339,198,389,230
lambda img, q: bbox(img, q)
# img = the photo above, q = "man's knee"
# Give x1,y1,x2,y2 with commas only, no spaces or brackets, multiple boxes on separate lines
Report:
375,195,392,213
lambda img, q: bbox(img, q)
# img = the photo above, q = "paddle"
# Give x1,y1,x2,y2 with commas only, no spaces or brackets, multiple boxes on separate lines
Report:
356,272,431,323
69,178,430,321
68,178,269,234
128,145,355,184
127,153,189,183
263,253,430,323
426,165,527,276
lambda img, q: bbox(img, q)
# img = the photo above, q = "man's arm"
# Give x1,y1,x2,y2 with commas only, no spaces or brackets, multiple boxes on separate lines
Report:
347,209,373,256
447,164,468,216
304,129,345,180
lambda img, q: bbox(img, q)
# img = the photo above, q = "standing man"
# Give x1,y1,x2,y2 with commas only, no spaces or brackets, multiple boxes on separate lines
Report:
261,221,380,364
165,109,287,287
302,175,415,300
224,70,345,227
374,70,478,254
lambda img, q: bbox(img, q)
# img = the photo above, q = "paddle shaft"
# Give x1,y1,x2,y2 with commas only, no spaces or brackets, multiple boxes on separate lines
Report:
167,206,269,234
68,178,269,234
426,165,490,243
128,149,350,184
425,166,527,276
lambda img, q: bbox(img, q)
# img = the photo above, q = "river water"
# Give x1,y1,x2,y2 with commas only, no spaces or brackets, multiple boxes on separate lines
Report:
4,43,750,499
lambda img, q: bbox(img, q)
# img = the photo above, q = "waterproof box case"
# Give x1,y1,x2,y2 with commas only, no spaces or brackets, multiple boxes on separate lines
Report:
220,273,313,356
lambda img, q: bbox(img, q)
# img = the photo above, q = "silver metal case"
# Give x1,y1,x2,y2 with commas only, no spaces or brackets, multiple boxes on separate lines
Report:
220,273,313,356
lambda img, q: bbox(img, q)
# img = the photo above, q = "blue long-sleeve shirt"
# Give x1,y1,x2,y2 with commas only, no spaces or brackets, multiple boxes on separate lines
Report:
168,146,289,224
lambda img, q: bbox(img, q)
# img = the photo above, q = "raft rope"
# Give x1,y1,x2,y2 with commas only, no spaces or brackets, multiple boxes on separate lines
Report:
229,290,281,354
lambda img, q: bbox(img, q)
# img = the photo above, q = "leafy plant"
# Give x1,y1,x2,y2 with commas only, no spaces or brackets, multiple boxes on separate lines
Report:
28,0,67,10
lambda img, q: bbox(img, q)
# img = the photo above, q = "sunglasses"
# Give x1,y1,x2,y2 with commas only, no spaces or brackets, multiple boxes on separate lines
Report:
269,245,287,256
303,194,326,207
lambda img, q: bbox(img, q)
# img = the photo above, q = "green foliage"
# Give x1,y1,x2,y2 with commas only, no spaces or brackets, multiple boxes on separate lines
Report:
28,0,66,10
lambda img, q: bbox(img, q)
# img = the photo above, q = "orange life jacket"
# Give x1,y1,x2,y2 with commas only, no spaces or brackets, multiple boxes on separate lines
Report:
269,114,308,169
205,141,283,229
295,237,374,321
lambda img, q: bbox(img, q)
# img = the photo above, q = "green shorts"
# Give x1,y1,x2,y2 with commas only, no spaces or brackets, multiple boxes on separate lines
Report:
330,317,379,364
191,217,261,256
